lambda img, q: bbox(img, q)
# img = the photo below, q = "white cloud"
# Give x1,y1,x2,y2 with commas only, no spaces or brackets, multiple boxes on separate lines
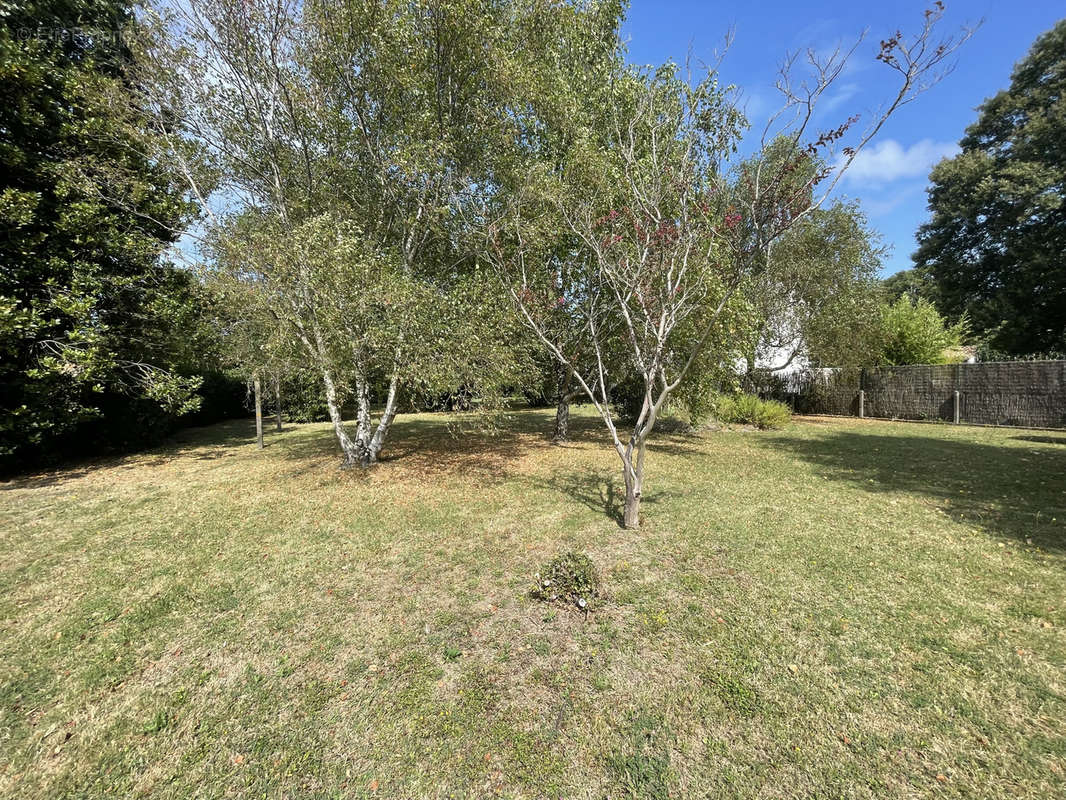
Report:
842,138,959,186
740,90,769,122
858,182,926,217
823,82,860,112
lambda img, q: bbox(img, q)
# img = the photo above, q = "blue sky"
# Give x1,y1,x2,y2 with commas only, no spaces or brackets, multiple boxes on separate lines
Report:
621,1,1064,276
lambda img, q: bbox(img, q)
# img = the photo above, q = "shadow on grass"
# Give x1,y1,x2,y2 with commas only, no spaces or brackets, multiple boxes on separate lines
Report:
1012,434,1066,446
4,406,709,511
766,430,1066,553
1,417,262,490
537,468,677,528
547,468,626,526
268,408,615,481
272,422,534,481
264,409,701,526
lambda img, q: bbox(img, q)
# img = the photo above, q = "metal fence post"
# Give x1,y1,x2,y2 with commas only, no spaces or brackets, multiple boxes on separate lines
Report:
953,390,960,424
858,390,865,419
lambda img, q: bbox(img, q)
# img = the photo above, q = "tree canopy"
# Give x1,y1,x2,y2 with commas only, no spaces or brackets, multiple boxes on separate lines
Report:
914,19,1066,354
490,3,971,527
743,200,884,376
3,0,978,531
144,0,598,466
0,0,211,469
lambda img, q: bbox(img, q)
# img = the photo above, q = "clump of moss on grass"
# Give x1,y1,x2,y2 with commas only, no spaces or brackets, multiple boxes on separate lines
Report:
531,551,601,611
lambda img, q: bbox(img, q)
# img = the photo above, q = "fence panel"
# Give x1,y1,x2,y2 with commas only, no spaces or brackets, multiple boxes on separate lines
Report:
789,369,860,416
786,361,1066,429
863,365,955,422
955,361,1066,427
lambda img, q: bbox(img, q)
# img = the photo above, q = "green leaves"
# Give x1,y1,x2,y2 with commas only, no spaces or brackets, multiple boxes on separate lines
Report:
743,200,884,373
879,297,968,366
1,1,211,467
915,20,1066,354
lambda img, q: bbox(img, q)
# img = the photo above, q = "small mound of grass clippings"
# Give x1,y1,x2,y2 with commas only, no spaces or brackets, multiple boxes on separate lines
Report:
531,551,602,612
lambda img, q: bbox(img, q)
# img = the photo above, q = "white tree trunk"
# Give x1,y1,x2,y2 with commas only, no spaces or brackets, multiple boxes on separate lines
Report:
367,370,401,463
320,367,363,467
274,373,282,431
253,374,264,450
621,452,641,529
618,426,650,529
353,367,373,449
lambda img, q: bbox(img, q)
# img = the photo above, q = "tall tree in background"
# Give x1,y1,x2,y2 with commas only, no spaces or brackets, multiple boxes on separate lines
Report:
0,0,205,468
741,200,884,380
881,267,937,304
915,19,1066,354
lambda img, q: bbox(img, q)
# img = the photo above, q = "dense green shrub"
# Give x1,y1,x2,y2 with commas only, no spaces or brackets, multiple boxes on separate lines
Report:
0,0,215,473
879,297,968,365
531,551,602,610
673,362,742,426
612,377,702,425
281,369,330,423
974,346,1066,362
1,370,246,475
611,377,645,422
182,371,248,427
715,393,792,430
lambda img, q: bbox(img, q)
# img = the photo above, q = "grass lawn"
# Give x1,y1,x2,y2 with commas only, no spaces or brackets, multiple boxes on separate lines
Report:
1,407,1064,799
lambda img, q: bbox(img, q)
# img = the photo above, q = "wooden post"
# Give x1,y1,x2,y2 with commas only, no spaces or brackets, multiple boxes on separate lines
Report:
254,374,264,449
953,362,962,425
274,374,282,431
858,367,867,419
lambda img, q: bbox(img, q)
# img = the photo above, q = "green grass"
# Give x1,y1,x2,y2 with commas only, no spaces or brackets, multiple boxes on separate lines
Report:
1,407,1064,798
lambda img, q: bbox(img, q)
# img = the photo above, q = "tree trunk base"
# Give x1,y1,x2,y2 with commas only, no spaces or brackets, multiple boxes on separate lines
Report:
339,445,376,470
623,489,640,529
552,396,570,443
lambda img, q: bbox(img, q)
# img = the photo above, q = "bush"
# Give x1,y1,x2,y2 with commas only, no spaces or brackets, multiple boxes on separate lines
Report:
880,297,969,365
530,551,602,610
282,369,330,423
1,370,247,475
611,377,645,422
974,345,1066,362
674,367,739,427
715,393,791,430
182,370,247,427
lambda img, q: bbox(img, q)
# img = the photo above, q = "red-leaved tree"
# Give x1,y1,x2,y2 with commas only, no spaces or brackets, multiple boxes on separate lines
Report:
488,4,974,528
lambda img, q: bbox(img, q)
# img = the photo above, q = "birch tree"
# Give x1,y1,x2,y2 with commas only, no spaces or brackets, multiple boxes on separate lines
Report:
484,0,627,442
140,0,575,466
206,270,295,449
